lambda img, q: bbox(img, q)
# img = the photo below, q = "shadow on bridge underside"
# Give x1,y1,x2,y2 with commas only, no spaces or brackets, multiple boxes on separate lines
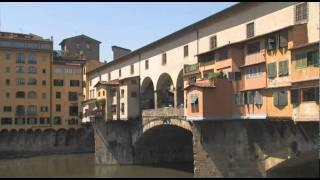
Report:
133,125,194,173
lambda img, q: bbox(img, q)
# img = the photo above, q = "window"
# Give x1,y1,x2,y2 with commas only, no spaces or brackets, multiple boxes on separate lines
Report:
16,53,25,63
234,93,247,105
86,44,91,49
27,105,37,116
16,78,25,85
28,91,37,99
98,92,100,97
245,65,263,79
218,48,228,60
210,36,217,49
42,93,46,99
145,60,149,69
131,91,137,98
247,41,260,54
254,91,263,105
119,69,122,77
108,72,111,81
1,118,13,125
302,87,318,102
184,45,189,57
76,43,80,49
28,55,37,64
28,66,37,74
69,106,78,116
28,78,37,85
247,22,254,38
131,64,134,74
70,80,80,87
15,106,25,116
16,42,24,48
6,92,10,98
6,79,10,85
291,89,300,104
69,92,78,101
198,52,215,63
40,106,48,112
54,79,64,86
112,105,116,115
189,77,196,85
121,89,124,98
42,80,46,86
278,60,289,77
68,118,78,125
279,30,288,48
190,94,199,113
296,51,319,69
39,117,50,125
26,118,37,125
273,90,288,107
3,106,12,112
56,104,61,112
15,118,25,125
295,3,308,23
5,67,10,73
121,103,125,115
53,117,62,125
56,92,61,99
16,66,24,73
266,35,277,51
267,62,277,79
228,72,242,81
42,69,46,74
162,53,167,65
247,91,254,104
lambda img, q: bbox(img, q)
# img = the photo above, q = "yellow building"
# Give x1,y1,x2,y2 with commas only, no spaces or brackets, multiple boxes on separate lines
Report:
52,55,86,128
0,32,53,130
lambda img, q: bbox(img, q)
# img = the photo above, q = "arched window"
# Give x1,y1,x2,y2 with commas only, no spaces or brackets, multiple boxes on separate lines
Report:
16,105,25,115
27,105,37,115
28,91,37,99
16,91,25,98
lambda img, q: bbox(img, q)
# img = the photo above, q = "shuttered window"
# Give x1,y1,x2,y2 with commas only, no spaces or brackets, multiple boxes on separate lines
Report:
210,36,217,49
191,94,199,113
279,60,289,77
254,91,263,105
291,89,300,104
279,30,288,48
247,91,254,104
295,53,307,69
266,35,277,51
268,62,277,79
273,90,288,107
247,22,254,38
307,51,319,67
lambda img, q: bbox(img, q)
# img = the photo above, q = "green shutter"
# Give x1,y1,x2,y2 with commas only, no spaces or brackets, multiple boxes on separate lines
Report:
273,91,279,106
278,61,283,76
279,30,288,48
296,54,307,69
254,91,263,105
268,63,277,78
283,61,288,76
313,51,319,67
279,91,288,106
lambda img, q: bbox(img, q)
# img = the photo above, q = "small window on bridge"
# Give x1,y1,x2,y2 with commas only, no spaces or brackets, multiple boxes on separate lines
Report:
191,94,199,113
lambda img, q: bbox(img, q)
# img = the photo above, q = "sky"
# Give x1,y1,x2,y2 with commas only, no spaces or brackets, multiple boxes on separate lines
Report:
0,2,236,62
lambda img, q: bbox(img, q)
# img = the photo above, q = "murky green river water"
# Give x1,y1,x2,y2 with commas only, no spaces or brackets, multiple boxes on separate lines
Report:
0,153,193,178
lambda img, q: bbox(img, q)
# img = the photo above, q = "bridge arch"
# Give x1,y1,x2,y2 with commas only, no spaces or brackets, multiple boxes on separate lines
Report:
141,77,155,110
156,73,174,108
132,118,193,170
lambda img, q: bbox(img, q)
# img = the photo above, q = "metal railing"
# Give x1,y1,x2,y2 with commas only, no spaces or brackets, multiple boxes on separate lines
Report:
142,107,185,125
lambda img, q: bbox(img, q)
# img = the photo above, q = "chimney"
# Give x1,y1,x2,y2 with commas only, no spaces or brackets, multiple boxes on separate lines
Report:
112,46,131,60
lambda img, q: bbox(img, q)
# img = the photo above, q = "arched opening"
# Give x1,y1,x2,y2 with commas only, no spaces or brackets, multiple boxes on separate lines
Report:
156,73,174,108
133,124,194,173
266,151,319,178
141,77,155,110
176,69,184,108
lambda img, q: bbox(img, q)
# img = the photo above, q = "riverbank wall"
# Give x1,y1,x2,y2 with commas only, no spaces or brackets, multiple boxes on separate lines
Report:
0,124,95,159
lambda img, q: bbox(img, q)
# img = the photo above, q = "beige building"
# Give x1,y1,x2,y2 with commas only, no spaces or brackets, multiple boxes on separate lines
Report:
0,32,53,130
85,2,319,122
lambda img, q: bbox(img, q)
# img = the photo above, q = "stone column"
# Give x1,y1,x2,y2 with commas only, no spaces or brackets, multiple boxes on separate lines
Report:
116,86,121,120
154,90,158,109
174,88,178,108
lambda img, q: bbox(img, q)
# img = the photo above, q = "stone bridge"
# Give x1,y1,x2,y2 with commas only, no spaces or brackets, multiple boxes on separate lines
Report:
93,109,319,178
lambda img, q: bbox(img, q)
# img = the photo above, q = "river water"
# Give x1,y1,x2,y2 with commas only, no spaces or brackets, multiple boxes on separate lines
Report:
0,153,194,178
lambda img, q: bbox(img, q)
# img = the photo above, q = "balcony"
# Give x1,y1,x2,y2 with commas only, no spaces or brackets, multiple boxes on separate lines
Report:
142,107,185,125
184,63,199,76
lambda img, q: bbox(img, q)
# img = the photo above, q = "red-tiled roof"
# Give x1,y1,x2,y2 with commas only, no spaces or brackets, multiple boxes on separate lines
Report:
184,80,215,90
94,80,120,87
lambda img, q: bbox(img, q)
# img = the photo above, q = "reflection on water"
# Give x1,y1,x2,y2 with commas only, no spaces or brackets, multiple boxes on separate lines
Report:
0,153,193,178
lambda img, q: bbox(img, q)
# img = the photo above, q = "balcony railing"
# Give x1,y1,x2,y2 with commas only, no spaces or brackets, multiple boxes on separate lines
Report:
142,107,185,125
184,63,199,75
